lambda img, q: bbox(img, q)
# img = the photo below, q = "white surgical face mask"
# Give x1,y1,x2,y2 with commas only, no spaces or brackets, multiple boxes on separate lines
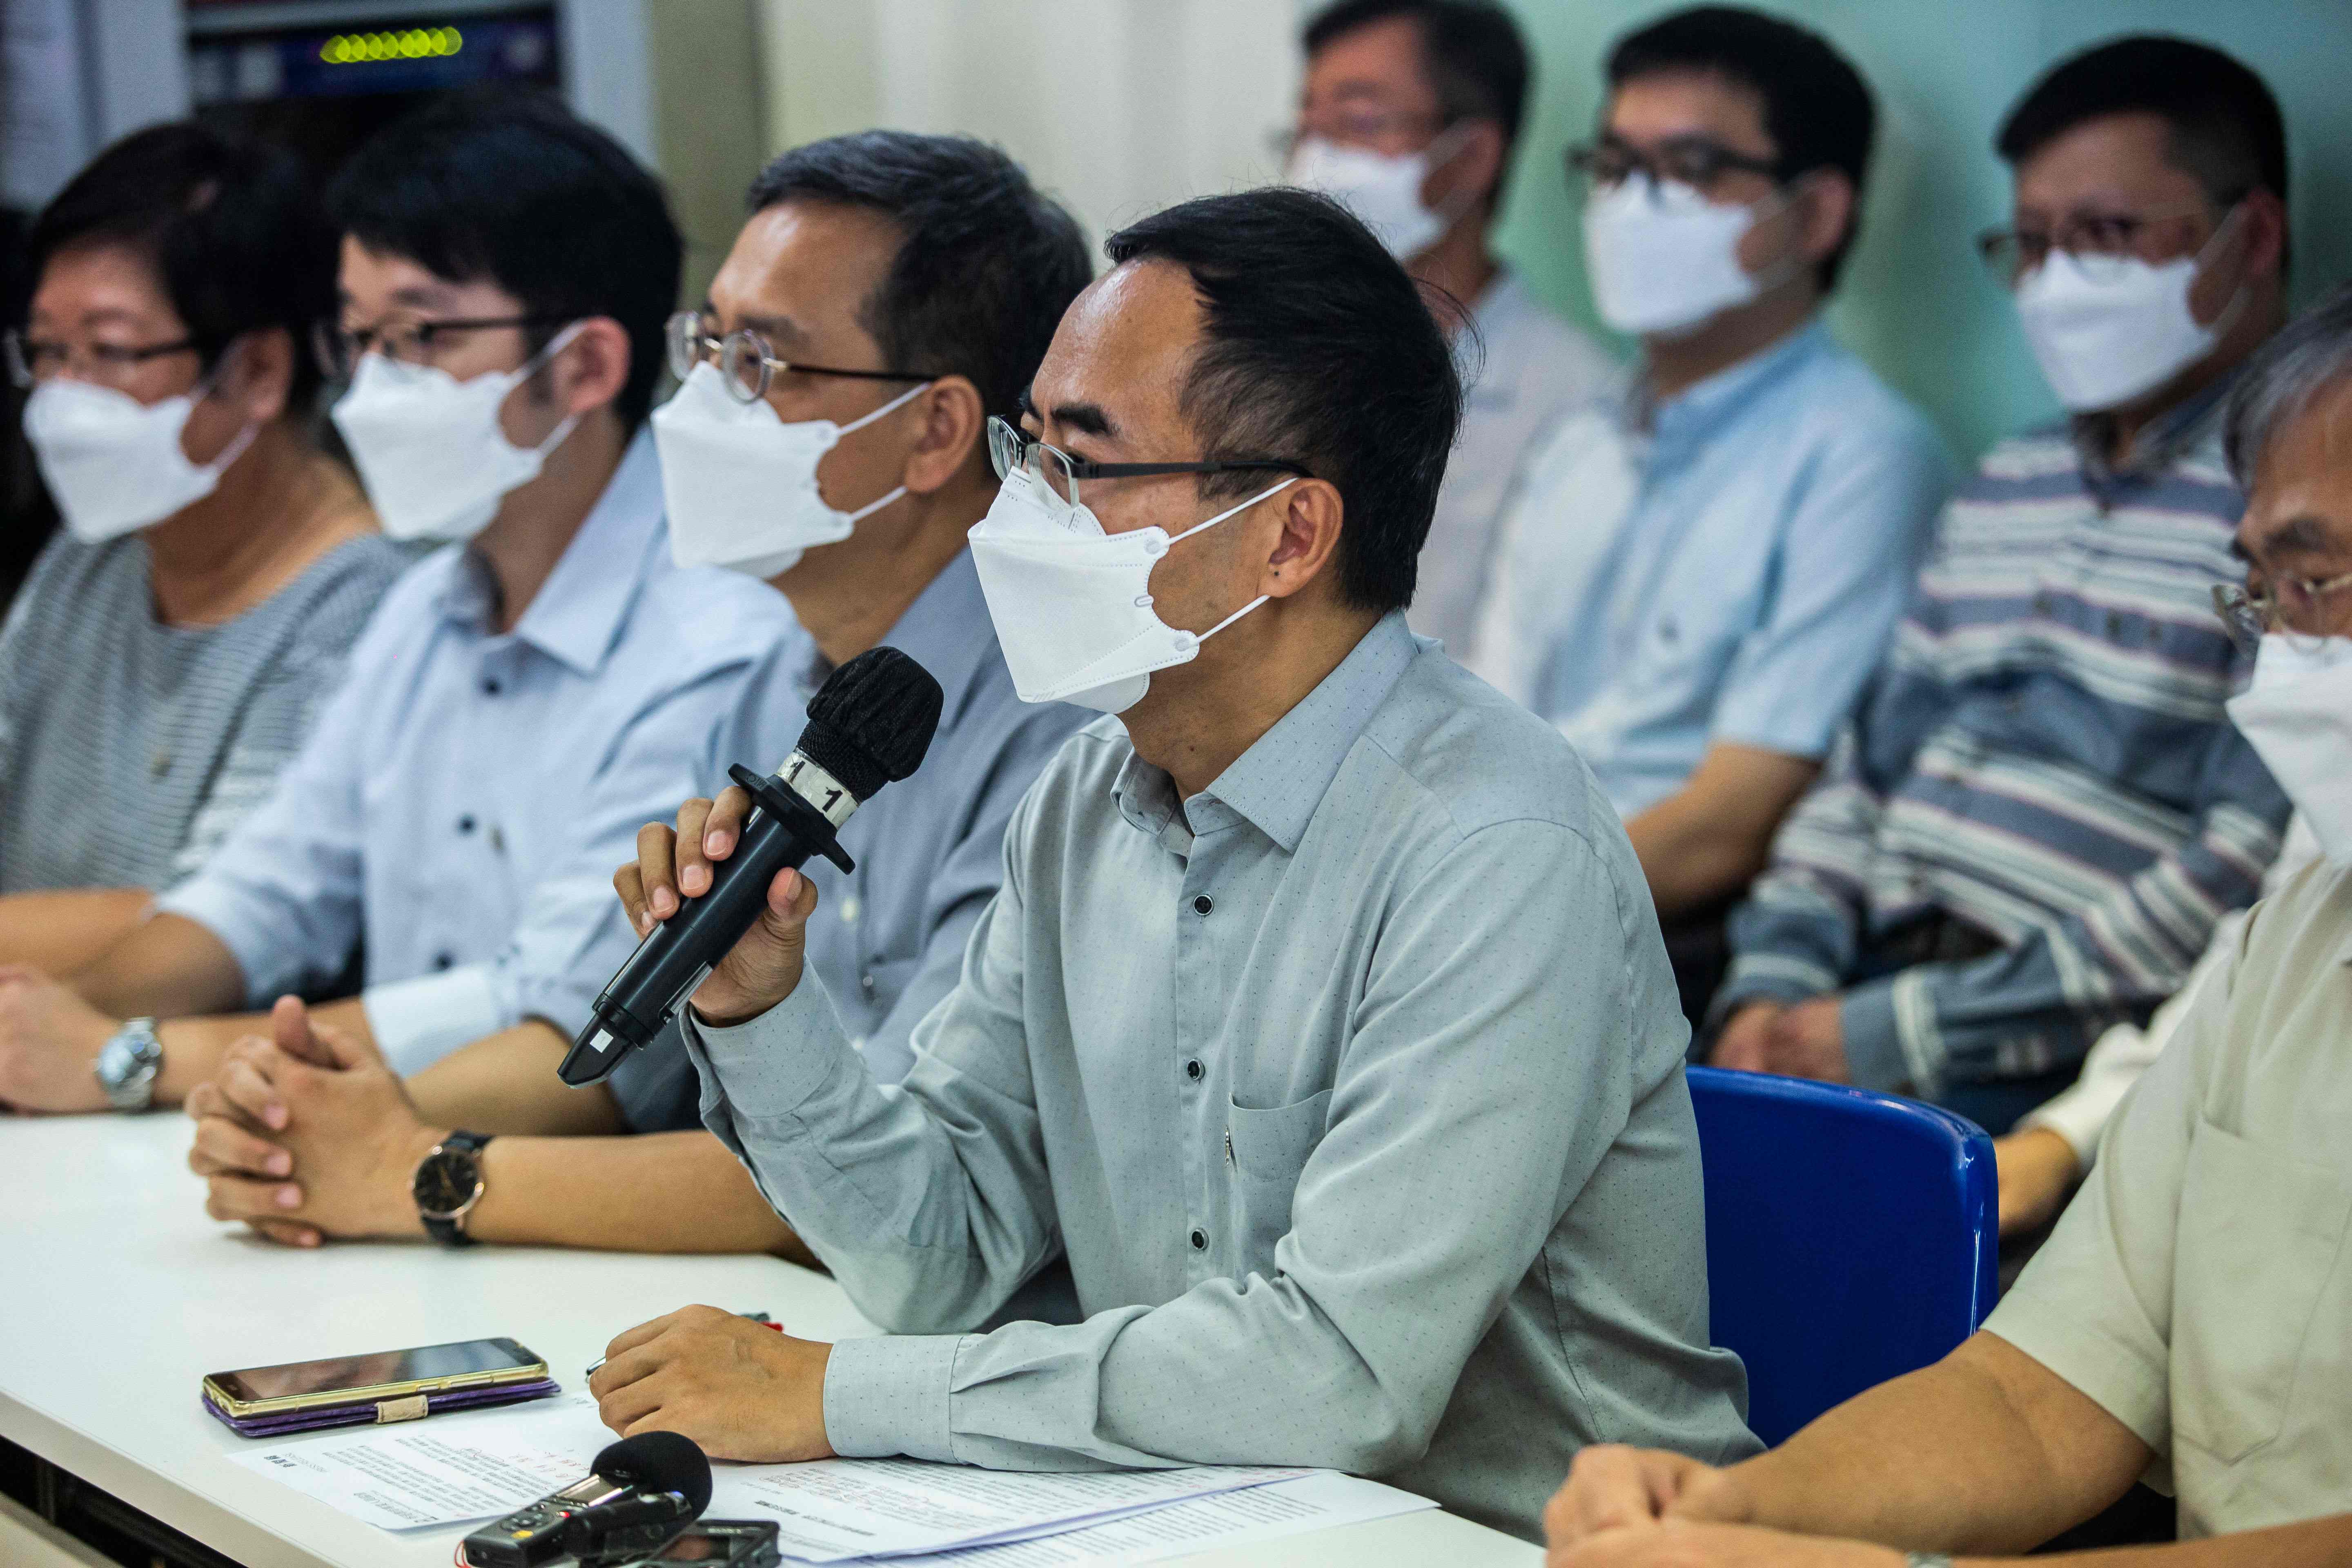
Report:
1583,175,1782,338
652,361,930,578
1285,127,1470,262
24,369,258,543
330,322,586,541
2012,209,2244,413
2227,632,2352,867
968,468,1296,714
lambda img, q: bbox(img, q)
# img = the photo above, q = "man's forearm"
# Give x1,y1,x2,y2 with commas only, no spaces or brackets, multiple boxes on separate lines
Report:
71,911,246,1020
0,888,152,975
1986,1516,2352,1568
466,1131,813,1260
1628,745,1821,920
1726,1335,2150,1554
407,1021,624,1136
153,996,372,1107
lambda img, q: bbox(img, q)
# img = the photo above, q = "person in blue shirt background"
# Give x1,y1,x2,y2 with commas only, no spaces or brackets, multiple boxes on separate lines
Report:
181,133,1094,1264
0,94,794,1115
1471,7,1951,1024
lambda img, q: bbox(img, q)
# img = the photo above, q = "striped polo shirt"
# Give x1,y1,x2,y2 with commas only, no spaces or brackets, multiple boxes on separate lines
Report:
1721,381,2290,1097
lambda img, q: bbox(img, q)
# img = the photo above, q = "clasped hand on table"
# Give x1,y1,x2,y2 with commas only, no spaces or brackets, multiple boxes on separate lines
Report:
1541,1446,1902,1568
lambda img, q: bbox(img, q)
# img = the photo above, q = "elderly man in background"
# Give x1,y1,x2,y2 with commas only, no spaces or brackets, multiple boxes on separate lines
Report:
1544,278,2352,1568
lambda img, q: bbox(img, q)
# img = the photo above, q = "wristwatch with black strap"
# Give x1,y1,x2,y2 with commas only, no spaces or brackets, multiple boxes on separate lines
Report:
412,1131,495,1247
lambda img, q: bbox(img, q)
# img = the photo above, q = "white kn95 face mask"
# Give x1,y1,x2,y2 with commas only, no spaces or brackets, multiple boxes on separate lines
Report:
330,321,587,542
1285,127,1472,262
2011,209,2245,414
1582,175,1787,338
24,372,258,543
653,361,931,578
968,467,1296,715
2227,632,2352,867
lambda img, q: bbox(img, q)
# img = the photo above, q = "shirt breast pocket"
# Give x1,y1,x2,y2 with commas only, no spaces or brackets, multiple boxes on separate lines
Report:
1224,1089,1333,1272
2171,1118,2351,1465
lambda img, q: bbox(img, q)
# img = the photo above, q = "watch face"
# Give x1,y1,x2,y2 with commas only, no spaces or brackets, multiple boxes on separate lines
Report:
412,1149,483,1219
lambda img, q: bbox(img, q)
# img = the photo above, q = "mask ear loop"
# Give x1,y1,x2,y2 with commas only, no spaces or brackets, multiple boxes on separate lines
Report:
1159,476,1299,641
2187,202,2255,341
1737,178,1813,301
509,320,595,459
186,335,263,479
828,379,935,523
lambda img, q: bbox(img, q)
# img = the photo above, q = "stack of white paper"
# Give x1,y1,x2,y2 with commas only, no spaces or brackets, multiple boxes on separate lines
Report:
225,1392,1434,1562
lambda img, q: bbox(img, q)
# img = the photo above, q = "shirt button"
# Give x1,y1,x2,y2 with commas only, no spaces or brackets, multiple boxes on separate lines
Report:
1192,894,1213,916
840,895,861,924
433,952,455,971
1189,1228,1207,1251
860,973,876,992
457,815,476,834
1185,1059,1203,1081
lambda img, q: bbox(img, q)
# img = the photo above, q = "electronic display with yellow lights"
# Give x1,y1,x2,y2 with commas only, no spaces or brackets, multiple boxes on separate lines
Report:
318,27,465,66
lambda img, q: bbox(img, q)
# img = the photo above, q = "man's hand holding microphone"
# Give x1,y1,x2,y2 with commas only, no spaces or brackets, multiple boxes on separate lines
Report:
612,784,819,1031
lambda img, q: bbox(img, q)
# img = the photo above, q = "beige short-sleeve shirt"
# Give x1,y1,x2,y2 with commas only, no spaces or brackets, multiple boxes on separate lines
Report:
1985,858,2352,1537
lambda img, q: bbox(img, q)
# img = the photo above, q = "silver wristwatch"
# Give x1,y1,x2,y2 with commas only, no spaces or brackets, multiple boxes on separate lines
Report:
94,1017,164,1112
1905,1555,1956,1568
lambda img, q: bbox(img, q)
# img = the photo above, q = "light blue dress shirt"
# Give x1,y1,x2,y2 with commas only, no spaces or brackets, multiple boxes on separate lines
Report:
606,549,1088,1127
158,433,797,1071
1503,320,1950,819
682,613,1757,1541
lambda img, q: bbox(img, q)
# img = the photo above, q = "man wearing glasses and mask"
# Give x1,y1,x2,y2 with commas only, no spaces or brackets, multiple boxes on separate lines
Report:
1284,0,1615,666
581,188,1756,1543
1473,6,1950,1025
0,96,793,1114
182,134,1095,1266
1712,39,2294,1142
1541,283,2352,1568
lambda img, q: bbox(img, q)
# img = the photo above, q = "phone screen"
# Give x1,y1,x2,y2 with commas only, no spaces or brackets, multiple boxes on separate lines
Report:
210,1337,536,1403
650,1535,737,1562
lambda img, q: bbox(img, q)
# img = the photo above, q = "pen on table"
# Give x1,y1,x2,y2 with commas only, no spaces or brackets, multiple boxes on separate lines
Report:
584,1312,774,1381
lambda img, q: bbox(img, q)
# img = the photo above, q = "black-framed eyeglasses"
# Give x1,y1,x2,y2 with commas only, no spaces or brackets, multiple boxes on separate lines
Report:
987,415,1311,510
2214,572,2352,657
312,314,569,381
1565,136,1782,196
1976,203,2219,285
665,311,927,406
4,327,199,390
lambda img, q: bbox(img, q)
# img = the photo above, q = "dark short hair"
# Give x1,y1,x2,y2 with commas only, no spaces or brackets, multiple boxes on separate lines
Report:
1303,0,1532,147
2223,281,2352,489
326,90,681,428
28,122,338,416
747,131,1092,427
1606,5,1876,289
1104,188,1460,615
1996,37,2287,216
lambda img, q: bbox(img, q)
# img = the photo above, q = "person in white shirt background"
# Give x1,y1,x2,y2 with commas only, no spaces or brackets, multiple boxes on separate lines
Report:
1286,0,1616,666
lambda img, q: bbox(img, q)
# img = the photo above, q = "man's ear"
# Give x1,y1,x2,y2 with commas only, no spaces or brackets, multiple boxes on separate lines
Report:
218,328,294,425
902,375,985,496
1793,169,1856,271
1258,477,1345,601
552,316,633,417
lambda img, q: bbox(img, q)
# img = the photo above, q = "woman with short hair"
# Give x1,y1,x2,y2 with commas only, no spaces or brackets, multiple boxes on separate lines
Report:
0,122,407,975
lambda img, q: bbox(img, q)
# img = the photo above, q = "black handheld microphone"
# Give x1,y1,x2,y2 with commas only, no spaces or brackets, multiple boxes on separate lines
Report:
460,1431,712,1568
558,646,944,1087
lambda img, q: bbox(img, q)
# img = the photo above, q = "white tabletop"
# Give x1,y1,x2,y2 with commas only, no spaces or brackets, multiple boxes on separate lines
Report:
0,1114,1537,1568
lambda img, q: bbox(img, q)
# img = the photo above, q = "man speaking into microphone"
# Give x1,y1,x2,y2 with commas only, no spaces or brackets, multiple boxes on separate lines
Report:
590,188,1757,1543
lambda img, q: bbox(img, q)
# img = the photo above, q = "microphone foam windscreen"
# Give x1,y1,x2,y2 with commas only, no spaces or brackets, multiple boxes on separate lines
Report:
797,646,944,802
593,1430,713,1513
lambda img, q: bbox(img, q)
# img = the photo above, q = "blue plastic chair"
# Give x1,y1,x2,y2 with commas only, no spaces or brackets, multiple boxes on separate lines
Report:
1686,1066,1998,1447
